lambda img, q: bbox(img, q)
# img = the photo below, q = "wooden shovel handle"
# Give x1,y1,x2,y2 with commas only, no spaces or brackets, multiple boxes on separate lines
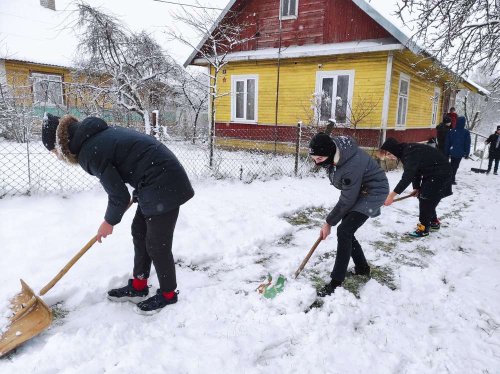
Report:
294,236,322,279
39,201,133,296
39,236,98,296
393,193,415,202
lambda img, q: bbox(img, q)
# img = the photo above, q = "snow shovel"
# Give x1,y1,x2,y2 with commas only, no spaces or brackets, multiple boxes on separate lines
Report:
0,202,133,357
256,236,323,299
471,143,489,173
0,235,99,357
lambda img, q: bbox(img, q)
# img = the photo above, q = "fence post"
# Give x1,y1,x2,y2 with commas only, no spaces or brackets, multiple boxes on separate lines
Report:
24,126,32,195
294,121,302,176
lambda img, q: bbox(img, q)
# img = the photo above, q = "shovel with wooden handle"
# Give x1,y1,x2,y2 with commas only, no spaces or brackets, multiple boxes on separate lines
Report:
0,202,132,357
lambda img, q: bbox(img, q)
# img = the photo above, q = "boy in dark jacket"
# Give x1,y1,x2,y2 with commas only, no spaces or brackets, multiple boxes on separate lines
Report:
445,116,471,184
42,114,194,314
486,125,500,175
380,138,452,237
309,133,389,296
436,115,452,154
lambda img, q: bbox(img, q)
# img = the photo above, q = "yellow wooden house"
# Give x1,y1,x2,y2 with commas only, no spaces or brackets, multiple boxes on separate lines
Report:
185,0,488,149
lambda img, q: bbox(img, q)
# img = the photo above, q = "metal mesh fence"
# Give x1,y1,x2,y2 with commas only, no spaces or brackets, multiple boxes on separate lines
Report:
0,121,391,197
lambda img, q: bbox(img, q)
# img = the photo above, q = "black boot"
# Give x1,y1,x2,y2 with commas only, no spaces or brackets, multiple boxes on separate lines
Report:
135,290,178,315
317,279,342,297
108,279,149,303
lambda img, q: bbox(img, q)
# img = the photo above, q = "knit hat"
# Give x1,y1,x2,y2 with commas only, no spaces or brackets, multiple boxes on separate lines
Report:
42,113,60,151
497,125,500,131
443,115,452,124
309,132,336,156
380,137,405,159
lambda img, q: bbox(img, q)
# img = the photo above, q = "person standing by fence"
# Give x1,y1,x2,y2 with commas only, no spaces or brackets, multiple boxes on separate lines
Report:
445,116,471,185
42,113,194,315
436,115,452,155
486,125,500,175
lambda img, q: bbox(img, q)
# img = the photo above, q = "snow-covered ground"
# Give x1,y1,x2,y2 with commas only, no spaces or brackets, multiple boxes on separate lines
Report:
0,158,499,373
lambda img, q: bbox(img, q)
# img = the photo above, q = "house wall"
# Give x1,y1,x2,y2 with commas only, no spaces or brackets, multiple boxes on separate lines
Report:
222,0,392,53
387,52,445,130
214,51,388,128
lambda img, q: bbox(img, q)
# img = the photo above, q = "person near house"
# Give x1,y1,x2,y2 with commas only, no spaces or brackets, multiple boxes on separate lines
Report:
447,107,458,129
380,137,452,238
42,113,194,314
445,116,471,185
485,125,500,175
436,115,452,154
308,133,389,297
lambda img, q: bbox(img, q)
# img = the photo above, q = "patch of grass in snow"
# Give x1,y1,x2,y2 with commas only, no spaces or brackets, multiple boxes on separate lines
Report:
382,231,414,243
371,240,396,253
276,233,294,246
343,266,397,297
394,253,428,268
283,206,329,228
414,244,435,257
51,302,69,324
439,202,470,220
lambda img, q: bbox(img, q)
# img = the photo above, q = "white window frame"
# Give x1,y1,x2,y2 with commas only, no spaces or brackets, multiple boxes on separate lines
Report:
431,87,441,128
395,73,410,129
231,74,258,123
280,0,299,20
315,70,355,127
31,72,64,107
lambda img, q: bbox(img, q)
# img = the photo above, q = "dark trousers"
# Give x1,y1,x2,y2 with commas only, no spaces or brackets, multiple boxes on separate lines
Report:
131,205,179,292
419,198,440,231
487,157,499,173
450,157,462,182
331,211,369,282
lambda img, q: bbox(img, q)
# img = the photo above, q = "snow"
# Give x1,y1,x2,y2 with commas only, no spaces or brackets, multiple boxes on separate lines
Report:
0,158,499,372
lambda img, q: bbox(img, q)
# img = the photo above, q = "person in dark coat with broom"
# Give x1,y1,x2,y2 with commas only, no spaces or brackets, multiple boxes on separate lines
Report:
485,125,500,175
445,116,471,185
42,113,194,315
309,133,389,297
380,138,452,237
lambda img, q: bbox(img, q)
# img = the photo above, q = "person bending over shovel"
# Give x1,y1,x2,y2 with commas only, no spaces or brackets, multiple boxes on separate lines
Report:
42,113,194,314
309,133,389,297
380,137,452,238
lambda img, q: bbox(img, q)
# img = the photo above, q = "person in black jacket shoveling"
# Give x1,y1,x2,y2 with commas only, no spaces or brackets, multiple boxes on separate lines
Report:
309,133,389,297
380,138,452,238
485,125,500,175
42,114,194,315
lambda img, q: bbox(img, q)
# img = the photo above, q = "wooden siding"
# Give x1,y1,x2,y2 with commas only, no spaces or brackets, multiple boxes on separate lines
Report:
387,52,445,130
206,0,393,57
214,51,388,128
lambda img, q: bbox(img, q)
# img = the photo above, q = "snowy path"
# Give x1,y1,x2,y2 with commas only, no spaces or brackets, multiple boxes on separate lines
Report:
0,159,499,373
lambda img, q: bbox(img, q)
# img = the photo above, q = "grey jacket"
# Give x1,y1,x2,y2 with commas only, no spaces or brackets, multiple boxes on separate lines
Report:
325,136,389,226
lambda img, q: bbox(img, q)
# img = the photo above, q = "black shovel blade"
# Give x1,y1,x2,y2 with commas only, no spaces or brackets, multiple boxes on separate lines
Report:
471,168,489,174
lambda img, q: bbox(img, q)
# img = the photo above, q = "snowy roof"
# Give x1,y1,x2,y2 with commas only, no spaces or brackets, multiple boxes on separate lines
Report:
0,0,78,68
185,0,490,96
192,38,404,64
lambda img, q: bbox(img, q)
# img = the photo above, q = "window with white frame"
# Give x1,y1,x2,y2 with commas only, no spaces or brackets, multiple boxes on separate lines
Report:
31,73,63,106
396,73,410,127
281,0,298,19
431,87,441,127
231,75,258,122
315,70,354,126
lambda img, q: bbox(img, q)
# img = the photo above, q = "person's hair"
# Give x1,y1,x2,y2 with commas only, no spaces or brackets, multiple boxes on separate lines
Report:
450,107,456,112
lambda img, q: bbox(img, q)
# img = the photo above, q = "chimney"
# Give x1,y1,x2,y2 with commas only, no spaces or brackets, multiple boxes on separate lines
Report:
40,0,56,11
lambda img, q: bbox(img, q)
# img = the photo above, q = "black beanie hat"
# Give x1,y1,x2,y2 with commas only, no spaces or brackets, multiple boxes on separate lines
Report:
380,137,405,159
497,125,500,131
42,113,60,151
309,132,336,156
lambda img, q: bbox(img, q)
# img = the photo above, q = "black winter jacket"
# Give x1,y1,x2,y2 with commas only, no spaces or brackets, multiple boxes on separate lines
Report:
62,117,194,225
486,133,500,159
392,143,452,200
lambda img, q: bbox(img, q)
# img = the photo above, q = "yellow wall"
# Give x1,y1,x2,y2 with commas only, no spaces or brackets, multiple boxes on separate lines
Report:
387,52,446,129
214,52,389,129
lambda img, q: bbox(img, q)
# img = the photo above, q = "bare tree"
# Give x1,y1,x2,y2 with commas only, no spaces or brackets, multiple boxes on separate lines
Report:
396,0,500,87
175,69,209,144
169,6,254,166
74,2,177,134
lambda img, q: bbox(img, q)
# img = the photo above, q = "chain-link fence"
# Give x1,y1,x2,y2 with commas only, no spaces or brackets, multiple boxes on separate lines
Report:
0,120,390,197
